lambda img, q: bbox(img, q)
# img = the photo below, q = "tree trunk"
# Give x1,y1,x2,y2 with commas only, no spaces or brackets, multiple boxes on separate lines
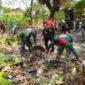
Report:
49,9,56,20
46,0,60,20
30,0,33,25
0,0,2,10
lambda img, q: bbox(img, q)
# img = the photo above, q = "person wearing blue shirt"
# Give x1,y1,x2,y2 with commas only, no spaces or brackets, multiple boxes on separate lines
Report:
10,20,13,27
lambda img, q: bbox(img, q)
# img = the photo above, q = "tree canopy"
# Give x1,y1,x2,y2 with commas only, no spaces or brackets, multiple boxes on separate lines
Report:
37,0,75,19
74,0,85,17
38,0,61,19
75,0,85,10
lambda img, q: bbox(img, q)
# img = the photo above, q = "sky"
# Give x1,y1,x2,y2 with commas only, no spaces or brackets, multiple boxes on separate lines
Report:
2,0,81,10
2,0,37,10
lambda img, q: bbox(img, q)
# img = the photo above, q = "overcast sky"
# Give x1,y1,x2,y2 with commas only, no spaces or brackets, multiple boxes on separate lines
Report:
2,0,37,10
2,0,81,10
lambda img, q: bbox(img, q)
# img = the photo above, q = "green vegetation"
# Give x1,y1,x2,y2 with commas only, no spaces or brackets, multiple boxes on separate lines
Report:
74,0,85,17
24,2,49,25
0,71,14,85
0,53,21,67
0,0,84,29
0,0,84,85
55,10,65,20
0,78,14,85
74,0,85,10
0,54,14,66
4,36,17,45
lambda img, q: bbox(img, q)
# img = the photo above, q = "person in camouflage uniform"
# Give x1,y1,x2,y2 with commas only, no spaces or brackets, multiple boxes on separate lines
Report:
19,28,37,55
48,34,82,62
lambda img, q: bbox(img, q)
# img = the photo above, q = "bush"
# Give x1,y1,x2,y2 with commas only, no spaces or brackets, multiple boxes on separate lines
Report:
4,36,17,45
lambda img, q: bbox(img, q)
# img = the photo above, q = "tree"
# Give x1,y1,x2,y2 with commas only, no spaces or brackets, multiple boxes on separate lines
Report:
0,0,1,7
21,0,33,25
38,0,61,19
0,0,1,14
74,0,85,17
24,2,49,25
30,0,33,25
38,0,76,19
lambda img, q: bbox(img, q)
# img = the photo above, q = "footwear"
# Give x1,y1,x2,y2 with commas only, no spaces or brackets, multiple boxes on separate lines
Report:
55,56,60,63
50,49,54,53
77,57,82,63
71,57,76,61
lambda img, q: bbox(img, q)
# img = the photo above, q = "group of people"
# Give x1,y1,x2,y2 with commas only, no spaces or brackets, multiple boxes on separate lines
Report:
0,18,83,63
19,19,82,63
0,20,17,35
43,19,82,62
73,18,85,41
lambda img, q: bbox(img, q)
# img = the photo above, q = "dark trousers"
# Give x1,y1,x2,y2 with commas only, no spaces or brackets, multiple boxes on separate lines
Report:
2,28,6,34
20,37,32,55
44,36,54,51
57,43,78,62
13,31,16,35
62,27,70,34
33,34,37,43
